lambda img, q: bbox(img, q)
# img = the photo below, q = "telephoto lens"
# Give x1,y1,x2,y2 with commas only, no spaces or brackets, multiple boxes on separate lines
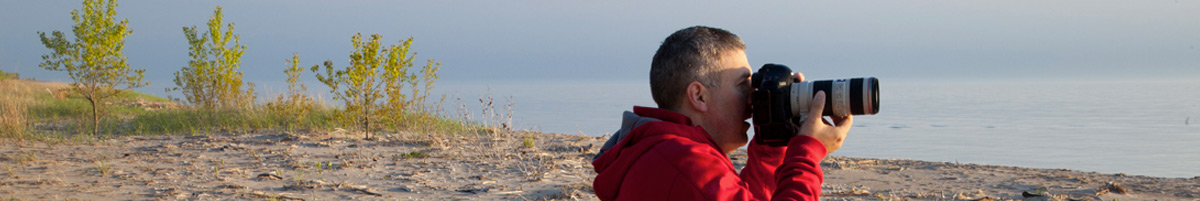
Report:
790,77,879,117
751,63,879,146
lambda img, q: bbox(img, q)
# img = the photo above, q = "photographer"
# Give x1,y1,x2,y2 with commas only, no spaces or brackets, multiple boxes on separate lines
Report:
592,26,853,201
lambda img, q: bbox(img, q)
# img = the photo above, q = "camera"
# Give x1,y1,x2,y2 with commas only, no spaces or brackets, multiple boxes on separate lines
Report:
751,63,879,146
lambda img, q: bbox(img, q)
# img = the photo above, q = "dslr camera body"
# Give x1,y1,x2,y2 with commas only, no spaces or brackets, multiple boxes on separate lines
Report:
751,64,880,146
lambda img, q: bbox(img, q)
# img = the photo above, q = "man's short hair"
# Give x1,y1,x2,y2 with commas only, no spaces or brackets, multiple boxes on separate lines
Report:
650,26,746,110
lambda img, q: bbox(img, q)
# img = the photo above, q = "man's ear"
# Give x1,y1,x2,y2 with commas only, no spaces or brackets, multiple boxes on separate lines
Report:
685,81,709,113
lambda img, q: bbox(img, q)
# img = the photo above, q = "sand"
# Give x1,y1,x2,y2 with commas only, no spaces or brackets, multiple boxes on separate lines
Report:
1,131,1196,201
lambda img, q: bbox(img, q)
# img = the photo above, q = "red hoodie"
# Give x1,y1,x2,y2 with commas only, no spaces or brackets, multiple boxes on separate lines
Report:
592,106,827,201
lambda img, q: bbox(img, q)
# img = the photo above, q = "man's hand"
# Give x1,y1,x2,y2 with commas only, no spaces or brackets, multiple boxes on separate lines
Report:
797,91,854,154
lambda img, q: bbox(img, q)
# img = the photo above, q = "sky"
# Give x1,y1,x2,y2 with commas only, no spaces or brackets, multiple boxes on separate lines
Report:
2,0,1198,98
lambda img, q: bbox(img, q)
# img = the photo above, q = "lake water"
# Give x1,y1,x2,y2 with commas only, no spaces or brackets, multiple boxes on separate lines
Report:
434,79,1200,178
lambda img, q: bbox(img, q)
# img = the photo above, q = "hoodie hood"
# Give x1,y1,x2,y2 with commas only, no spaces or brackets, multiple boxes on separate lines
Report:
591,106,722,200
592,110,661,162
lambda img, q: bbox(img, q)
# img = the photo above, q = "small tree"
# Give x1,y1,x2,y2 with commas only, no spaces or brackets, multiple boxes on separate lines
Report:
313,33,440,139
267,53,317,130
38,0,147,136
380,38,442,128
169,6,255,109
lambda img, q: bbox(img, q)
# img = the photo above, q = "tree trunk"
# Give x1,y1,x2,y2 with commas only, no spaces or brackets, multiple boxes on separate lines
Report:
364,106,372,139
361,91,372,140
88,96,99,137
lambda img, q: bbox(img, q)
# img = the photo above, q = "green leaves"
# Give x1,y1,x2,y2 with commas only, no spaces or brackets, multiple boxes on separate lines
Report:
312,33,441,138
170,6,255,109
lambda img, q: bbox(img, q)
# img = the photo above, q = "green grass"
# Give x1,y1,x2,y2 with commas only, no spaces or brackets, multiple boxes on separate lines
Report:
389,110,474,135
25,88,191,137
394,151,429,159
128,108,288,135
30,88,168,117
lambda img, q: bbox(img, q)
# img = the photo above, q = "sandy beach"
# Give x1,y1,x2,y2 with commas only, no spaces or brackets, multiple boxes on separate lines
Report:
1,131,1197,201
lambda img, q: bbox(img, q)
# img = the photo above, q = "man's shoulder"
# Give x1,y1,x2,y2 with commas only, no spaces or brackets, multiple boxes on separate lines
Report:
642,133,727,164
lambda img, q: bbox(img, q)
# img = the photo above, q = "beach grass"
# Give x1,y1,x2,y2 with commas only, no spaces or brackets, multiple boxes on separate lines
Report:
1,78,498,142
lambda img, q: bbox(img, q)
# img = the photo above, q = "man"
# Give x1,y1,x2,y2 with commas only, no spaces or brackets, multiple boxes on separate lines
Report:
592,26,854,201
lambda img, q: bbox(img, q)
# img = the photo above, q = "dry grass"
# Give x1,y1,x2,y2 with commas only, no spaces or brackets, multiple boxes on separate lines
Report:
93,160,112,177
451,89,516,137
0,80,30,139
0,79,68,140
0,96,28,139
2,164,14,179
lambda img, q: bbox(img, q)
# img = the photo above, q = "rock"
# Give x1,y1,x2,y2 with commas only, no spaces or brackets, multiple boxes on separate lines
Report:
218,144,247,151
218,184,246,190
1105,182,1128,194
256,173,283,180
455,184,492,194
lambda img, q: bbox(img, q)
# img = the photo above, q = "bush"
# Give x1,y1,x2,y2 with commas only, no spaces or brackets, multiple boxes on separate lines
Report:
0,69,18,80
312,33,441,138
266,54,318,130
169,6,255,109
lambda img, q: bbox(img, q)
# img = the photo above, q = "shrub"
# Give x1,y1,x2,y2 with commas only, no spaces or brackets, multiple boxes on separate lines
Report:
267,54,318,130
522,135,536,148
0,69,18,80
312,33,440,138
169,6,255,109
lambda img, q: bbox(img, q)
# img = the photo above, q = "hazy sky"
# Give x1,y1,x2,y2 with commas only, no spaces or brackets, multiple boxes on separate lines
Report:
2,0,1197,96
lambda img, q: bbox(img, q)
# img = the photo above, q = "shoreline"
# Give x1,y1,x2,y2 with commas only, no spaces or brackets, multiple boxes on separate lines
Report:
1,131,1196,200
